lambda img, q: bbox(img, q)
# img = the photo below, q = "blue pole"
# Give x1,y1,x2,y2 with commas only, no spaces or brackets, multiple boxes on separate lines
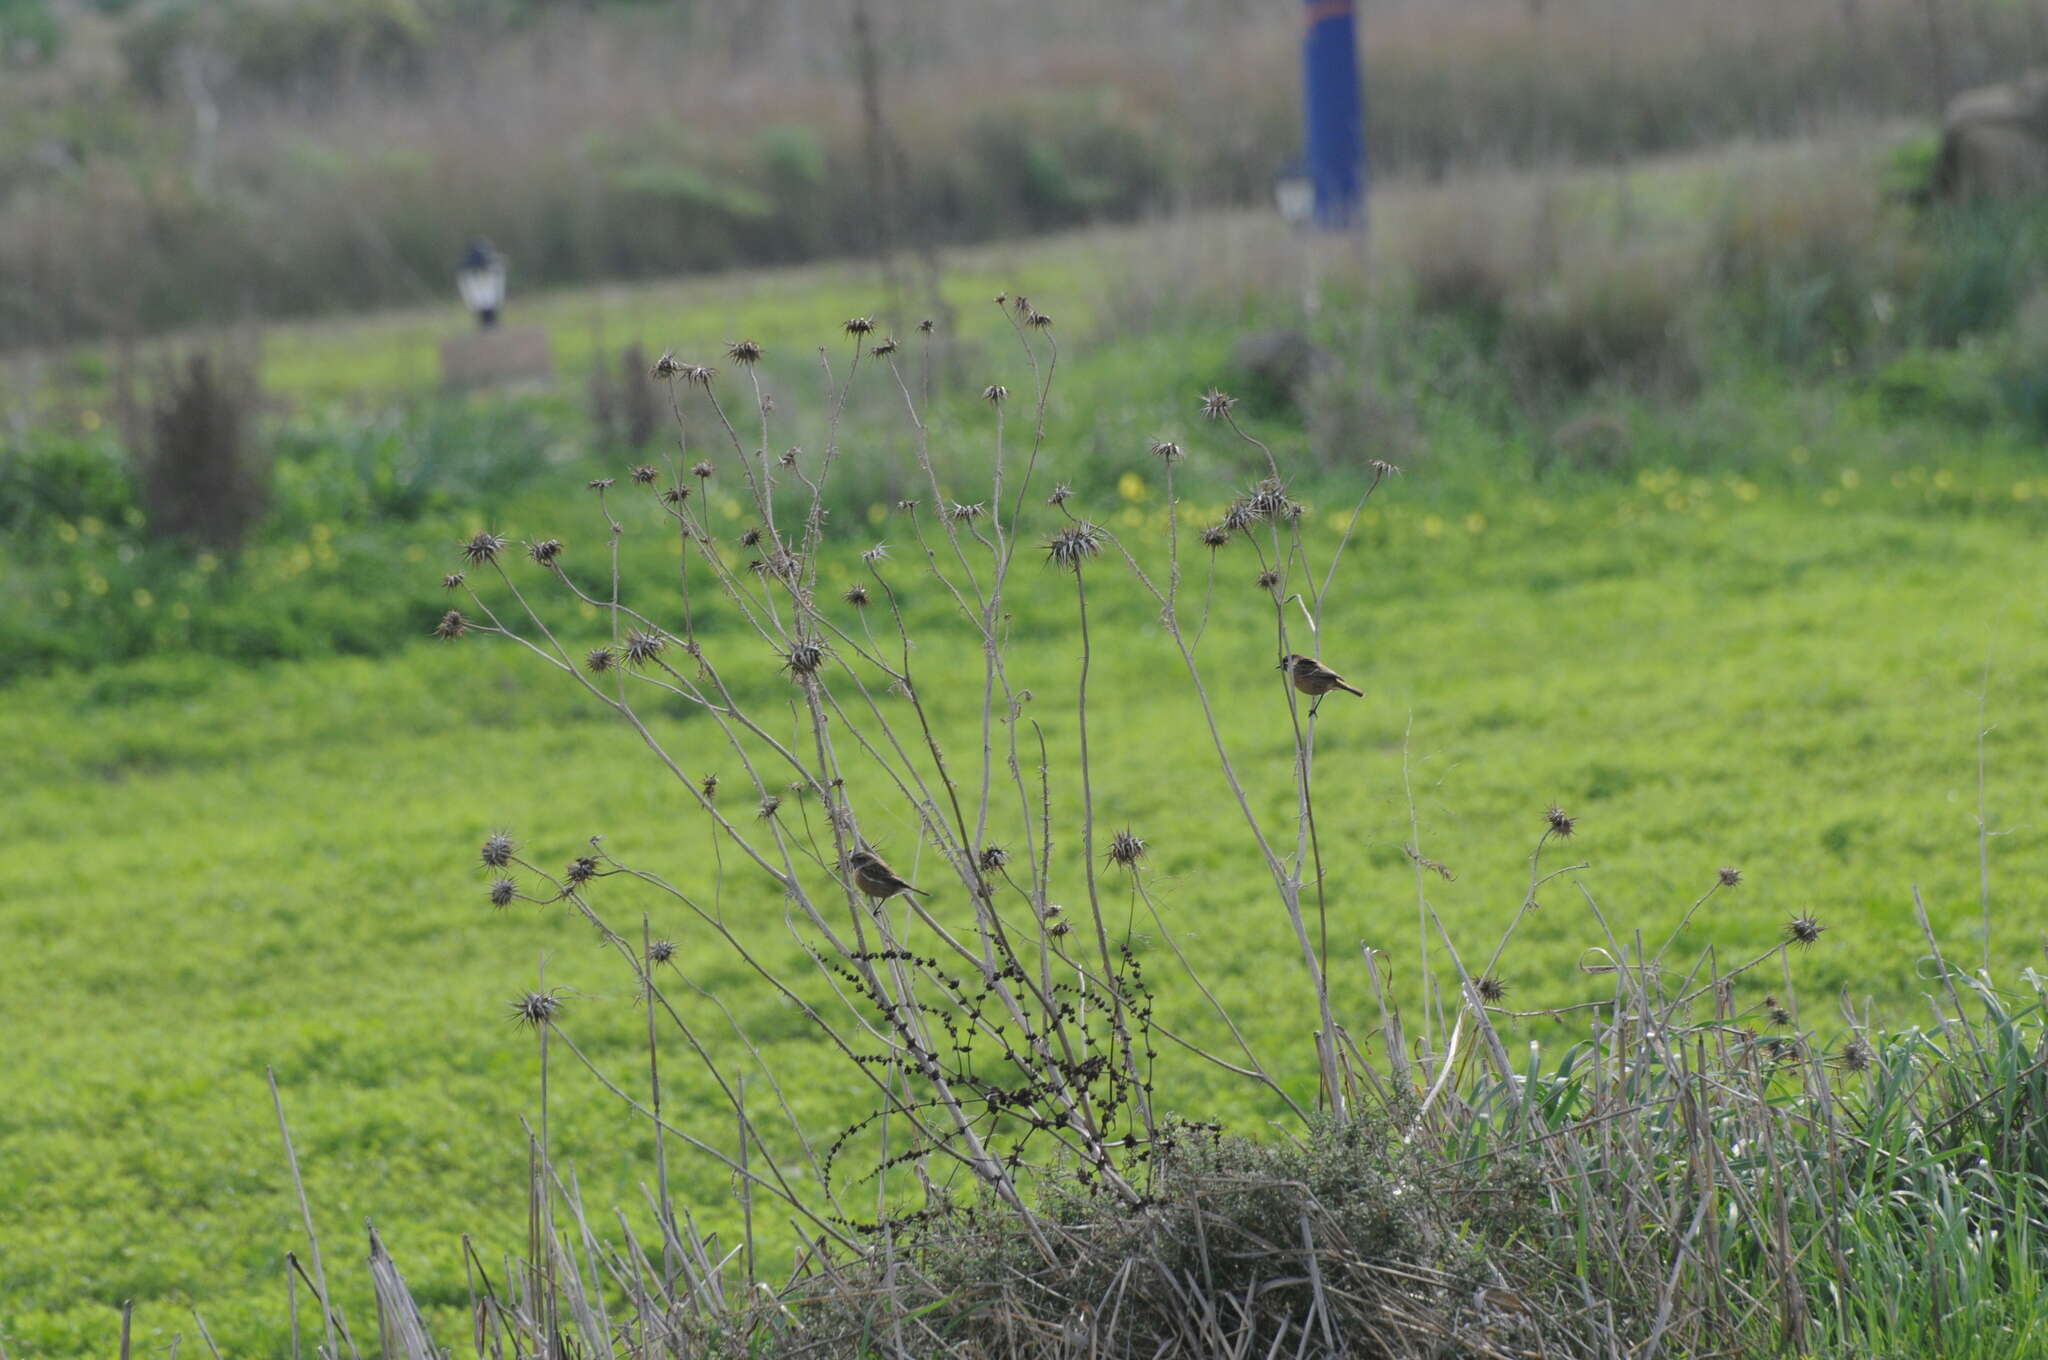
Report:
1301,0,1366,229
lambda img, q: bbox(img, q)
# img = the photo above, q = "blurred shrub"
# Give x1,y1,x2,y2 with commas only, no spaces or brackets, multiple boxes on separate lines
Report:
136,351,269,555
587,342,659,453
122,0,435,100
1501,248,1699,397
1704,172,1898,368
0,430,135,540
1995,290,2048,438
0,0,60,66
1908,201,2048,347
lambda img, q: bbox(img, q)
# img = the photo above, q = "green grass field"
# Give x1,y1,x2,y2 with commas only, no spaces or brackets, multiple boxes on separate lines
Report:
8,165,2048,1352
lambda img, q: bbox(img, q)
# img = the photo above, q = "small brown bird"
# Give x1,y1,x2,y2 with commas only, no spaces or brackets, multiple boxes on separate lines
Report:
1278,653,1364,712
847,848,927,901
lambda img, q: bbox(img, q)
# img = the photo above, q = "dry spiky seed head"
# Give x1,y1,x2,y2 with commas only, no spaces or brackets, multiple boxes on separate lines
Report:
691,461,713,479
1475,974,1508,1004
739,527,763,548
683,363,716,388
461,530,508,565
783,639,826,677
442,571,466,590
1025,311,1053,329
1718,866,1743,887
647,938,678,964
488,877,518,908
1245,478,1291,520
481,833,517,868
1201,524,1232,548
1048,917,1073,938
1786,914,1827,948
983,384,1007,405
843,584,871,607
1765,995,1795,1026
434,609,470,640
586,646,616,674
509,990,561,1028
947,502,985,523
979,844,1011,872
843,317,875,336
778,448,799,468
917,318,935,333
1149,439,1185,463
993,292,1009,305
1545,805,1577,838
1834,1035,1874,1073
652,353,682,380
700,773,719,800
1106,828,1147,869
1369,459,1403,477
1256,569,1282,590
660,486,689,506
630,465,659,484
587,477,614,491
1221,499,1259,533
1199,388,1237,420
726,339,763,365
566,856,598,886
1047,483,1073,506
1045,524,1103,570
861,542,890,563
623,630,665,667
871,337,900,357
757,794,782,819
528,538,564,566
894,499,919,513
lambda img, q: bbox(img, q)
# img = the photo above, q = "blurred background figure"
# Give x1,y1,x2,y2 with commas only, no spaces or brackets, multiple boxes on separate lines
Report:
457,238,506,329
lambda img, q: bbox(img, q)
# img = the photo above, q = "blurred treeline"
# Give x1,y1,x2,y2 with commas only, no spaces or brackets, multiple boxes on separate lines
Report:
4,0,2047,346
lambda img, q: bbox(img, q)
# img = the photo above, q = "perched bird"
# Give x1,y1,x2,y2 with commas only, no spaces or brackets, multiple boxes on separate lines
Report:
1277,653,1364,712
847,848,927,901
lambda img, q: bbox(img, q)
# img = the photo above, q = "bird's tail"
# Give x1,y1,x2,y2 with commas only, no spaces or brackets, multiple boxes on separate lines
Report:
1337,679,1365,697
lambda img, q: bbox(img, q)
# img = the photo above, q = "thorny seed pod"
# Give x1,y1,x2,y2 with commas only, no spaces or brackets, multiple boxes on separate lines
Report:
726,339,763,365
1245,478,1292,520
587,477,614,491
1107,828,1146,869
894,499,919,513
683,363,716,388
1199,388,1237,420
528,538,564,566
1025,311,1053,329
691,461,714,479
1200,523,1232,548
488,878,517,908
441,571,466,590
1369,459,1403,478
1149,439,1184,463
1476,975,1509,1004
660,486,689,506
740,527,763,548
461,530,507,565
623,630,665,667
651,353,682,380
566,856,598,886
1047,483,1073,506
1834,1036,1875,1073
1045,524,1103,571
701,773,719,800
917,318,935,333
979,845,1011,872
1765,995,1795,1027
1048,916,1073,938
843,584,871,607
434,609,469,640
983,384,1008,405
1786,914,1827,948
783,639,826,678
1221,499,1259,533
947,502,985,523
647,938,678,964
861,543,890,564
778,448,799,468
1718,866,1743,887
1545,805,1577,838
757,794,782,819
843,317,875,336
871,337,900,357
508,990,561,1027
586,646,616,674
1256,569,1282,590
630,465,659,484
994,292,1009,306
480,833,517,868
